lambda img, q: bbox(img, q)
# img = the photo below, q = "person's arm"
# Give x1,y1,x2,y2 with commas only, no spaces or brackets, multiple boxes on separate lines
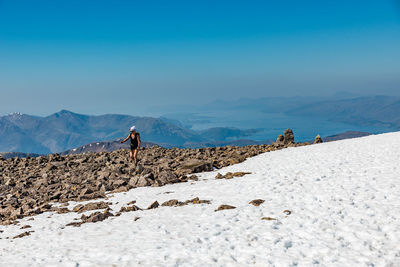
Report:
120,134,130,144
137,134,141,149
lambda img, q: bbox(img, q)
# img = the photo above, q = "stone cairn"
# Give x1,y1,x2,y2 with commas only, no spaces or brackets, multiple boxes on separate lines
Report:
274,128,295,146
314,135,323,144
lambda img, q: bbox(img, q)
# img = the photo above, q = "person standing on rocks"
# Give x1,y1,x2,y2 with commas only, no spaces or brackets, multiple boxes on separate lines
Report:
120,126,141,164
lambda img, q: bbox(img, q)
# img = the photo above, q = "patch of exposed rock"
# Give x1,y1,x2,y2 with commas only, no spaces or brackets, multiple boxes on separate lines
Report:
13,231,34,239
215,204,236,211
249,199,265,206
161,197,211,207
67,210,114,227
261,217,277,221
72,201,110,213
0,129,306,223
283,210,292,215
147,201,160,210
216,172,251,179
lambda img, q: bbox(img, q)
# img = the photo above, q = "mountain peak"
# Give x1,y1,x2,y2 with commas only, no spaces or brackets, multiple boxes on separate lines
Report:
58,109,74,114
6,112,23,117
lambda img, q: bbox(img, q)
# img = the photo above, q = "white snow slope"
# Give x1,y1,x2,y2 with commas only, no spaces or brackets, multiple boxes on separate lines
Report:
1,132,400,266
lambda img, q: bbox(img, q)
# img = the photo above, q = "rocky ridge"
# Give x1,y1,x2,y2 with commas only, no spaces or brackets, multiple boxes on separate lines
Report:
0,129,312,225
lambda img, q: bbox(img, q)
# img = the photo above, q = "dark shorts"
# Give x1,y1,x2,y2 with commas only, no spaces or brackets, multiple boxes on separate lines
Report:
130,143,138,150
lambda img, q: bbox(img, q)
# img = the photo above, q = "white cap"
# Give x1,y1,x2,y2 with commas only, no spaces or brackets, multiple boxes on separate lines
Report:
130,126,136,132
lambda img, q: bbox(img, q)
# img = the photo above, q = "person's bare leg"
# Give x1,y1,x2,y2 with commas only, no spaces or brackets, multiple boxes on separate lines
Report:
133,149,138,165
130,150,134,161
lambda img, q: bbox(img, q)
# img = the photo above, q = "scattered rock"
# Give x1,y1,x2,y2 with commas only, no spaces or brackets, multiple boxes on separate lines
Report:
161,197,211,207
119,205,141,213
181,159,213,174
184,197,211,205
215,205,236,211
66,222,82,227
72,201,110,213
188,175,198,181
261,217,277,221
147,201,159,209
134,217,140,221
215,172,251,179
157,170,179,185
13,231,33,239
283,210,292,215
56,207,71,214
161,199,180,207
20,225,31,229
80,210,114,224
249,199,265,206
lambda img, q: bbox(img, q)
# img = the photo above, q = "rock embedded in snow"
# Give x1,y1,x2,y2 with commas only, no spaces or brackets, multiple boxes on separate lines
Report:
147,201,159,209
56,207,70,214
161,198,211,207
215,171,252,179
188,175,198,181
161,199,180,207
80,210,114,224
249,199,265,206
72,201,110,213
215,204,236,211
13,231,33,239
119,205,141,213
283,209,292,215
261,217,277,221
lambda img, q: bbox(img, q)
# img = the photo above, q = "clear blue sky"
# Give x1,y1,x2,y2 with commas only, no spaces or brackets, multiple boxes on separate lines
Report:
0,0,399,116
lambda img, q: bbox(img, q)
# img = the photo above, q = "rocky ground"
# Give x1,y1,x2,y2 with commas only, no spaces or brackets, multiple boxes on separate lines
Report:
0,129,315,225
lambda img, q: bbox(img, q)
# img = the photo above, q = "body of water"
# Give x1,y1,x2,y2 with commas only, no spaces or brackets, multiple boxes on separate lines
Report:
180,110,387,142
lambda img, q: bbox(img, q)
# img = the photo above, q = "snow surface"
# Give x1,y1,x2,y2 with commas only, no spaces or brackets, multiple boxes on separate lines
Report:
1,132,400,266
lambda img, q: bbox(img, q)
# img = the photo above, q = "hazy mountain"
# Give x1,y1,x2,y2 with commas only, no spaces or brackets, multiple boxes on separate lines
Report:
0,116,50,153
286,96,400,129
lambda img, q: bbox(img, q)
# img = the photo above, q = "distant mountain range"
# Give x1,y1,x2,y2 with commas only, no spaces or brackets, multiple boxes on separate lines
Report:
286,96,400,129
0,110,260,154
2,95,399,155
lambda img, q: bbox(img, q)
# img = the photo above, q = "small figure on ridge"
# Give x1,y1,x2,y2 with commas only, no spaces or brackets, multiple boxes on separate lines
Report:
120,126,141,164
